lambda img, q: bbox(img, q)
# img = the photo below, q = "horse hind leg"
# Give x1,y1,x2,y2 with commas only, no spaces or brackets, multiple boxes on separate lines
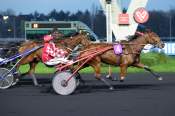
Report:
106,65,118,81
144,66,163,80
75,72,85,85
106,65,113,79
17,61,40,86
133,63,163,80
11,63,22,85
15,59,33,79
29,62,40,86
70,64,86,85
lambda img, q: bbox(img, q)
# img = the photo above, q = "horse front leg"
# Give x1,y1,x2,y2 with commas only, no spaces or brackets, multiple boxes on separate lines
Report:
69,65,86,85
91,62,114,90
106,65,112,79
119,64,128,82
133,63,163,80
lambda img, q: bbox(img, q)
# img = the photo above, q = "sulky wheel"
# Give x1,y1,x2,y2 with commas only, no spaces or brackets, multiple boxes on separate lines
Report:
0,68,14,89
74,72,82,86
52,71,77,95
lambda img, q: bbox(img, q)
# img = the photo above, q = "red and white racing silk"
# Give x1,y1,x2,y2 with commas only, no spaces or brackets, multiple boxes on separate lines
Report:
42,42,68,63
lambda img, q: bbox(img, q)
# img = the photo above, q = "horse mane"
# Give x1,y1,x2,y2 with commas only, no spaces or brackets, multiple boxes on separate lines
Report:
62,31,89,38
127,35,138,41
126,28,153,41
63,32,79,38
21,40,42,46
86,42,113,46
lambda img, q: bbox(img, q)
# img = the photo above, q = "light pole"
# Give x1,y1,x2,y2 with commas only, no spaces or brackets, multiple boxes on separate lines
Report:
13,16,16,38
169,14,172,42
3,16,9,37
3,16,16,38
106,0,112,43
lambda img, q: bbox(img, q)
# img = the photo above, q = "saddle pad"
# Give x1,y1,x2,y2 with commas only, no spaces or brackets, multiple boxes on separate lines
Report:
113,44,123,55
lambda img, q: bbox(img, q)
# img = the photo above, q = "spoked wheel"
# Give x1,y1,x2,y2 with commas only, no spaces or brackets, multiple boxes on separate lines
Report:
52,71,77,95
0,68,14,89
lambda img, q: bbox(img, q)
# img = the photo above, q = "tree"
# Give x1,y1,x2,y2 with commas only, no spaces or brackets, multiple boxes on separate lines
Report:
145,10,169,37
48,9,58,20
81,10,91,27
0,9,16,16
93,10,106,37
57,10,67,21
90,3,98,31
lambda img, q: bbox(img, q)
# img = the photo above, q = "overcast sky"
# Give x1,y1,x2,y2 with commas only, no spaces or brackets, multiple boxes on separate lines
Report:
0,0,175,14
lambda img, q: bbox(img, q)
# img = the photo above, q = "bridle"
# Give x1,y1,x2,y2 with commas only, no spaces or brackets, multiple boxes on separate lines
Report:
135,31,162,49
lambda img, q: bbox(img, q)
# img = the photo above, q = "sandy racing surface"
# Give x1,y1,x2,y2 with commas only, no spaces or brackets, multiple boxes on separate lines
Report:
0,73,175,116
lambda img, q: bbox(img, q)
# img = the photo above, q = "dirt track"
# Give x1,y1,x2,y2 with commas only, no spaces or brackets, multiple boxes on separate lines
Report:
0,73,175,116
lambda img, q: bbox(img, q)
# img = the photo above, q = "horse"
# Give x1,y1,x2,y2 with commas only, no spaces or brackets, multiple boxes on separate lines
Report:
76,31,165,90
16,33,91,86
106,31,143,80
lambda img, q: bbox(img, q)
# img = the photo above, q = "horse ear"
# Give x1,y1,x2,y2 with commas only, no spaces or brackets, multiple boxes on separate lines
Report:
135,31,144,36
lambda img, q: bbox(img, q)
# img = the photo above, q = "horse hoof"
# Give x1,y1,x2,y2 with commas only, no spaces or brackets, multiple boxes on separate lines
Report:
11,82,17,86
106,75,112,79
158,77,163,81
120,80,124,82
12,78,19,86
109,86,114,90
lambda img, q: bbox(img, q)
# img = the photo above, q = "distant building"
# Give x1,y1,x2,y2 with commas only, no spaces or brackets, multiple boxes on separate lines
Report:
25,21,99,42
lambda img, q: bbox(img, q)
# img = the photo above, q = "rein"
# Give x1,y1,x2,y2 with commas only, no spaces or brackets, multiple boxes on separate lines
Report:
76,43,157,57
79,46,106,53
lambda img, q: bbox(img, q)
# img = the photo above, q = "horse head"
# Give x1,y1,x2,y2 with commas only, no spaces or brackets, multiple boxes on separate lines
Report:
19,41,40,53
66,32,91,47
50,28,64,39
144,31,165,49
79,33,91,46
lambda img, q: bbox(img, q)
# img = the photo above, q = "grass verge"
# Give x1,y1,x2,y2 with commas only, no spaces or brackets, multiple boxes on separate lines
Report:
19,52,175,74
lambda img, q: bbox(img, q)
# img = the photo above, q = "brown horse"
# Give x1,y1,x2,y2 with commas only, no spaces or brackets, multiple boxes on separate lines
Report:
76,31,165,90
16,33,91,86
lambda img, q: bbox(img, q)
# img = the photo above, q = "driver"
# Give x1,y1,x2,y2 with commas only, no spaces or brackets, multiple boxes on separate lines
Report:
42,35,73,66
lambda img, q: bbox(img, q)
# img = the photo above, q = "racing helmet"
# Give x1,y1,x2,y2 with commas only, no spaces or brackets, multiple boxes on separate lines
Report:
43,35,53,42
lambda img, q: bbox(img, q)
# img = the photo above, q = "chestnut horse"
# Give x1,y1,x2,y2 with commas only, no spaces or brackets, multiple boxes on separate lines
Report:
16,33,91,86
76,31,165,90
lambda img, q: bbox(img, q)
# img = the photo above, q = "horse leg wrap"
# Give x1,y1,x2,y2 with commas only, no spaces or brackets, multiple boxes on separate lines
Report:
31,74,39,86
119,77,125,82
100,77,114,90
106,74,112,79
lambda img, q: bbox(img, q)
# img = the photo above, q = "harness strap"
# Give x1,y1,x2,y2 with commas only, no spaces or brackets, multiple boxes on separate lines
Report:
0,45,44,65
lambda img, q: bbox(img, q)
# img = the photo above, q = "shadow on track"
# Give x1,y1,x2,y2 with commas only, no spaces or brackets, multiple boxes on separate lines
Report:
75,84,159,94
8,74,175,95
